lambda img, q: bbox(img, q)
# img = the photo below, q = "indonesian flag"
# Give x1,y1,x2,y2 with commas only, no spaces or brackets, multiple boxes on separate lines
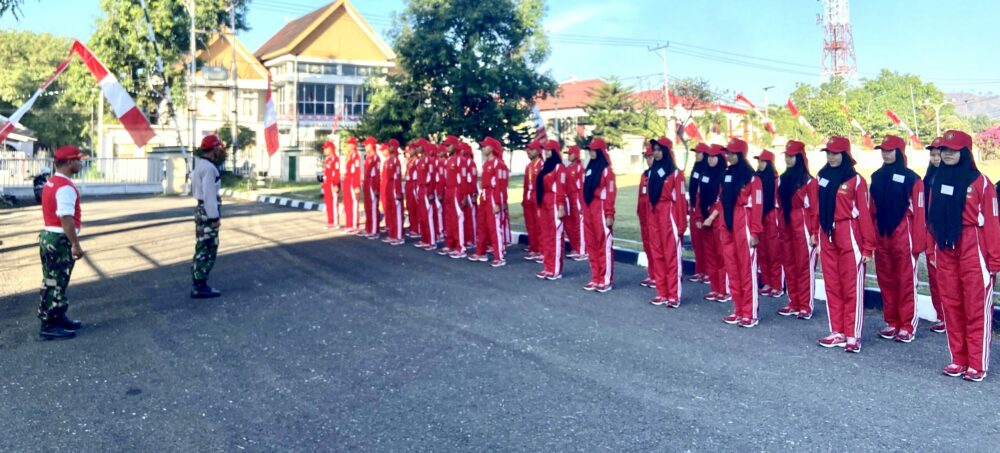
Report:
787,98,800,117
910,135,924,149
735,93,756,109
798,116,816,135
531,105,547,141
886,108,921,146
1,40,156,147
682,121,703,141
849,118,875,149
764,121,776,135
264,76,279,156
330,109,343,133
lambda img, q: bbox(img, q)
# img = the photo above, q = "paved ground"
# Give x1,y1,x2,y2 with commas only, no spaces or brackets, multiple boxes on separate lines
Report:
1,195,999,452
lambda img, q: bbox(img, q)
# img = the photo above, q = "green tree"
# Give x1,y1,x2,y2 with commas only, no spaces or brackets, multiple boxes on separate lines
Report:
0,0,25,19
583,78,641,149
361,0,556,147
0,30,94,149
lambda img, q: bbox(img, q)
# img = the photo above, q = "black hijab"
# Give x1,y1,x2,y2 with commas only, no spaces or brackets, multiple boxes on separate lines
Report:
816,154,858,237
689,156,707,206
535,149,562,204
927,149,980,249
647,142,677,207
583,148,608,205
756,160,777,218
698,156,726,218
720,153,754,230
778,154,810,223
924,160,939,203
870,150,919,237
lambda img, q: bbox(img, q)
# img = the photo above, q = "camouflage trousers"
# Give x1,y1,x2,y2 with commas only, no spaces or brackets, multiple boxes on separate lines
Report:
191,204,220,282
38,231,76,321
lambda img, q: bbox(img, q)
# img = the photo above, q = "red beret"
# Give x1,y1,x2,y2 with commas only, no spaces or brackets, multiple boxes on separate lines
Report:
723,138,748,154
938,130,972,151
200,134,223,151
875,134,906,153
54,145,84,161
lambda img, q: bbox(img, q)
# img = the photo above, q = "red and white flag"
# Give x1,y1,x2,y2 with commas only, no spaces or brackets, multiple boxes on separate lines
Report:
2,40,156,147
886,108,921,146
682,120,703,141
735,93,756,109
764,121,776,135
264,76,279,156
531,105,547,141
786,98,800,117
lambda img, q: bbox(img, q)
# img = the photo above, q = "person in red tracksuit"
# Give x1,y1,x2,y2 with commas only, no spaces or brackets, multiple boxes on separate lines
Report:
415,139,440,251
460,142,478,249
535,140,569,280
703,138,763,327
563,145,587,262
581,138,616,293
404,145,421,239
343,137,362,233
815,136,877,353
522,141,543,262
646,137,688,308
469,137,509,267
922,137,945,333
322,141,342,230
870,134,926,344
361,137,381,239
687,144,710,284
926,130,1000,382
379,139,404,245
754,150,783,298
441,137,470,258
694,144,729,303
776,140,820,320
433,144,447,243
637,142,657,289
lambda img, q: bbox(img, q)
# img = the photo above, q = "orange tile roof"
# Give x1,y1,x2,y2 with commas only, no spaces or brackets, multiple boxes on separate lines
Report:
255,2,332,59
535,79,607,111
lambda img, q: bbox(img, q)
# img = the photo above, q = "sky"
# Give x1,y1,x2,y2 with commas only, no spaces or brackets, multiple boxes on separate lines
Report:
4,0,1000,111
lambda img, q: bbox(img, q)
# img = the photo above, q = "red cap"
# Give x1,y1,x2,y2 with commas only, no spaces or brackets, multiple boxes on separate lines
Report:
386,138,400,150
322,140,336,152
346,136,358,145
926,136,943,150
478,137,504,156
587,138,608,151
875,134,906,153
459,142,473,156
938,130,972,151
564,145,581,157
650,136,673,153
723,138,748,154
363,136,378,146
526,140,542,151
200,134,223,151
693,142,710,154
54,145,84,161
442,135,460,147
642,141,654,156
821,136,851,154
754,150,775,162
543,140,561,152
706,144,726,157
784,140,806,156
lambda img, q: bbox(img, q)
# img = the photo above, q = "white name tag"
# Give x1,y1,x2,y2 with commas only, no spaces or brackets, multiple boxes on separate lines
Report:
892,173,905,183
724,175,733,183
641,187,647,194
586,169,592,176
819,178,829,188
941,184,954,196
693,172,700,179
701,176,709,183
657,168,666,178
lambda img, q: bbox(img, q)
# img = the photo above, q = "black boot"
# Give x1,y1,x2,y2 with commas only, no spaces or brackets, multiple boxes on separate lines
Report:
190,280,222,299
55,314,82,331
40,321,76,340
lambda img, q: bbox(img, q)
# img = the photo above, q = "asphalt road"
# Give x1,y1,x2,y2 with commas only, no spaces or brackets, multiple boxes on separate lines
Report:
1,195,999,452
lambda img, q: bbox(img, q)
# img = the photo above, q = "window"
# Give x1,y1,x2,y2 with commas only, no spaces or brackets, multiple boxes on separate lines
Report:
240,90,258,120
343,85,372,118
341,65,357,76
297,83,336,117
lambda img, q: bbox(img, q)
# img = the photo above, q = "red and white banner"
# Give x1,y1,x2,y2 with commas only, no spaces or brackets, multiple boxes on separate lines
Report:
531,105,547,142
786,98,800,117
1,40,156,147
885,108,922,147
264,76,279,156
677,120,702,141
735,93,756,110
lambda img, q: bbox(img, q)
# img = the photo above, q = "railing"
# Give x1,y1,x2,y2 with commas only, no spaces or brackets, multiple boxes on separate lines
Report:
0,158,165,188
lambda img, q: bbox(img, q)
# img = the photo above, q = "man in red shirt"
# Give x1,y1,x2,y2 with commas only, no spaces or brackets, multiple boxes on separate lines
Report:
343,137,362,233
38,146,87,339
322,141,341,230
441,136,471,258
459,142,478,249
361,137,381,239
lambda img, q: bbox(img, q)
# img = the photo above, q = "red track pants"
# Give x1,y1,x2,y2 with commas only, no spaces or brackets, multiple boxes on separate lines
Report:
382,196,403,240
443,189,466,252
690,220,704,276
820,219,866,339
638,204,656,281
538,203,565,276
363,186,379,235
475,200,506,261
704,223,728,296
583,201,613,286
927,262,943,322
523,200,540,254
323,184,340,227
419,194,437,245
566,197,585,255
463,196,476,247
935,229,995,372
874,220,919,334
343,186,359,230
720,224,759,320
781,222,817,315
648,204,683,300
759,211,784,290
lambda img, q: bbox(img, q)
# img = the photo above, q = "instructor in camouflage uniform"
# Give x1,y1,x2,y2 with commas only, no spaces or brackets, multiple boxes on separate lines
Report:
38,146,86,339
190,135,226,299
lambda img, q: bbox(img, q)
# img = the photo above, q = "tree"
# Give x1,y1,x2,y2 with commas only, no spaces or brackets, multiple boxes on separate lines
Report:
88,0,250,116
217,121,256,167
583,78,642,149
361,0,556,147
0,30,94,150
0,0,25,19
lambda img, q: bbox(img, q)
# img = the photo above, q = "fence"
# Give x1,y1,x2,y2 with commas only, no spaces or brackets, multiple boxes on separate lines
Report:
0,158,165,195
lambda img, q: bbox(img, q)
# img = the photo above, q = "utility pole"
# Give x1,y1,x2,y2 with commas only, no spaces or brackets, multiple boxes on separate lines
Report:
189,0,197,155
762,86,774,122
922,98,952,137
909,84,919,139
649,43,679,165
230,0,238,171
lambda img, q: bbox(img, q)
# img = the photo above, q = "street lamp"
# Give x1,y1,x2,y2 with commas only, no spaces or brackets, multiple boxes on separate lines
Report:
922,98,953,137
762,86,775,122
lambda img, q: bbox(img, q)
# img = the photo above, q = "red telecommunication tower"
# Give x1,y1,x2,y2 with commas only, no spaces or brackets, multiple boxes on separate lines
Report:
818,0,857,80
